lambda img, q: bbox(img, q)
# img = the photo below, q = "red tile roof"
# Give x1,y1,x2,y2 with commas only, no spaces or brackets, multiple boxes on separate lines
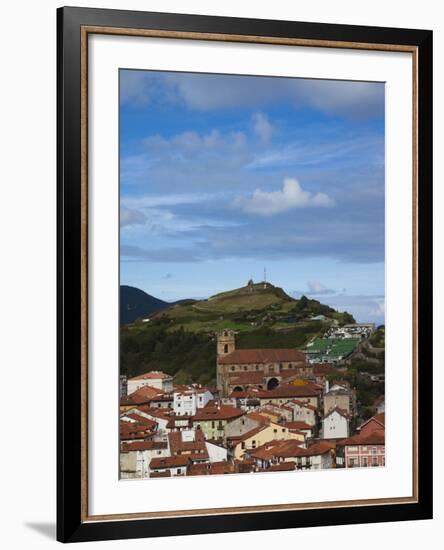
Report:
288,399,318,412
150,455,189,469
249,439,304,461
133,406,172,420
229,383,321,401
218,349,306,365
121,413,158,430
245,411,271,425
374,413,385,425
168,430,208,458
121,441,168,452
187,463,211,476
323,406,352,420
193,405,244,422
299,440,335,457
339,429,385,446
250,439,334,461
230,424,269,444
267,462,296,472
357,413,385,434
285,421,313,431
228,372,265,384
127,385,166,403
187,461,235,476
210,461,235,475
119,421,156,440
313,363,340,376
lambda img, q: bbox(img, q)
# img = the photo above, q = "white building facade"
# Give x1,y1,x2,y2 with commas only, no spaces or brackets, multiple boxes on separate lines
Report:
322,408,350,439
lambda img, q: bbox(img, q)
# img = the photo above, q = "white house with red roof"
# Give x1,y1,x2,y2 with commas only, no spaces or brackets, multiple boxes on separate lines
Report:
286,399,318,426
173,387,213,416
336,413,385,468
120,440,169,479
127,370,173,395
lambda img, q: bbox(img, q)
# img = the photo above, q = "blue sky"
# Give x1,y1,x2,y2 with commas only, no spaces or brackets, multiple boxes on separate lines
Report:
120,70,385,325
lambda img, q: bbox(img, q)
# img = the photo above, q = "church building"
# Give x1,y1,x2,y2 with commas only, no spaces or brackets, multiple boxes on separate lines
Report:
216,330,313,396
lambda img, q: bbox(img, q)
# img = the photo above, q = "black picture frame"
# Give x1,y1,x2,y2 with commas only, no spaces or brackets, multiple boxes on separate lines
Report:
57,6,433,543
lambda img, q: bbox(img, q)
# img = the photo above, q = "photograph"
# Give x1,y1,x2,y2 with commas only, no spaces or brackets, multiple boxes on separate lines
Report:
118,70,386,479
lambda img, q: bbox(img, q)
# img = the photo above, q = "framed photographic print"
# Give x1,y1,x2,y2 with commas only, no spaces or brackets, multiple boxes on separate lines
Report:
57,6,433,543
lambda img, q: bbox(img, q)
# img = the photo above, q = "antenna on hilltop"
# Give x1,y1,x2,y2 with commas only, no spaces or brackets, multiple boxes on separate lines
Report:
264,267,267,289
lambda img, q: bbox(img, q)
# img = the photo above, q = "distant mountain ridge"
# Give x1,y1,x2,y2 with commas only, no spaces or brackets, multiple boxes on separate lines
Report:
120,285,170,326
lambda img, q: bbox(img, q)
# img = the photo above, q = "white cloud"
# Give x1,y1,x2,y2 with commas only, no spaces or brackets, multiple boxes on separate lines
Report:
120,71,151,106
233,178,335,216
120,207,146,227
325,295,385,325
307,281,335,295
121,71,384,119
252,113,273,144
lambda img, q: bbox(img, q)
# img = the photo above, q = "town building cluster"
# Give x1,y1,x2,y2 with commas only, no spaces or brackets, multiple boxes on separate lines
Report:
120,330,385,479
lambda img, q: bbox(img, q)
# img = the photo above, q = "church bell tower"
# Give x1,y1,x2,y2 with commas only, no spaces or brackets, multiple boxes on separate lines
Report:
217,330,235,357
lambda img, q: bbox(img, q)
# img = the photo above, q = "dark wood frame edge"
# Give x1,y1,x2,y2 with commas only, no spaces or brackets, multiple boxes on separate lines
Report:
57,6,433,543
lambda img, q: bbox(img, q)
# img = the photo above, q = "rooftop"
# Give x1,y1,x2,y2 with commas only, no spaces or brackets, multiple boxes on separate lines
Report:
218,348,306,365
150,455,190,469
193,405,244,422
338,429,385,446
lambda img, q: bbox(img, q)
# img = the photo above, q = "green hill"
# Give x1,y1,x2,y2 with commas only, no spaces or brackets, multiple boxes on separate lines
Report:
137,281,354,334
120,281,355,385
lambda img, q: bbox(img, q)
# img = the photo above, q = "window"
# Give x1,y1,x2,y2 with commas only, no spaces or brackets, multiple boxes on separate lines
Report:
177,469,182,474
224,344,228,353
349,458,356,468
361,457,368,467
244,366,248,371
372,457,378,467
241,442,245,449
231,366,235,371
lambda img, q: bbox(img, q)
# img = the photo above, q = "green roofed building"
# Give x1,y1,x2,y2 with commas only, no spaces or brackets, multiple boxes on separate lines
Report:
305,338,360,363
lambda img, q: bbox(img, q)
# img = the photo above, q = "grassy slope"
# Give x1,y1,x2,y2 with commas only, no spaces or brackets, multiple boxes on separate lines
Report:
120,283,355,385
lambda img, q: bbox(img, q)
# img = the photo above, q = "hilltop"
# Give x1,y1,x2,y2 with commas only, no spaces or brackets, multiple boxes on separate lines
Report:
120,281,355,385
143,281,354,334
